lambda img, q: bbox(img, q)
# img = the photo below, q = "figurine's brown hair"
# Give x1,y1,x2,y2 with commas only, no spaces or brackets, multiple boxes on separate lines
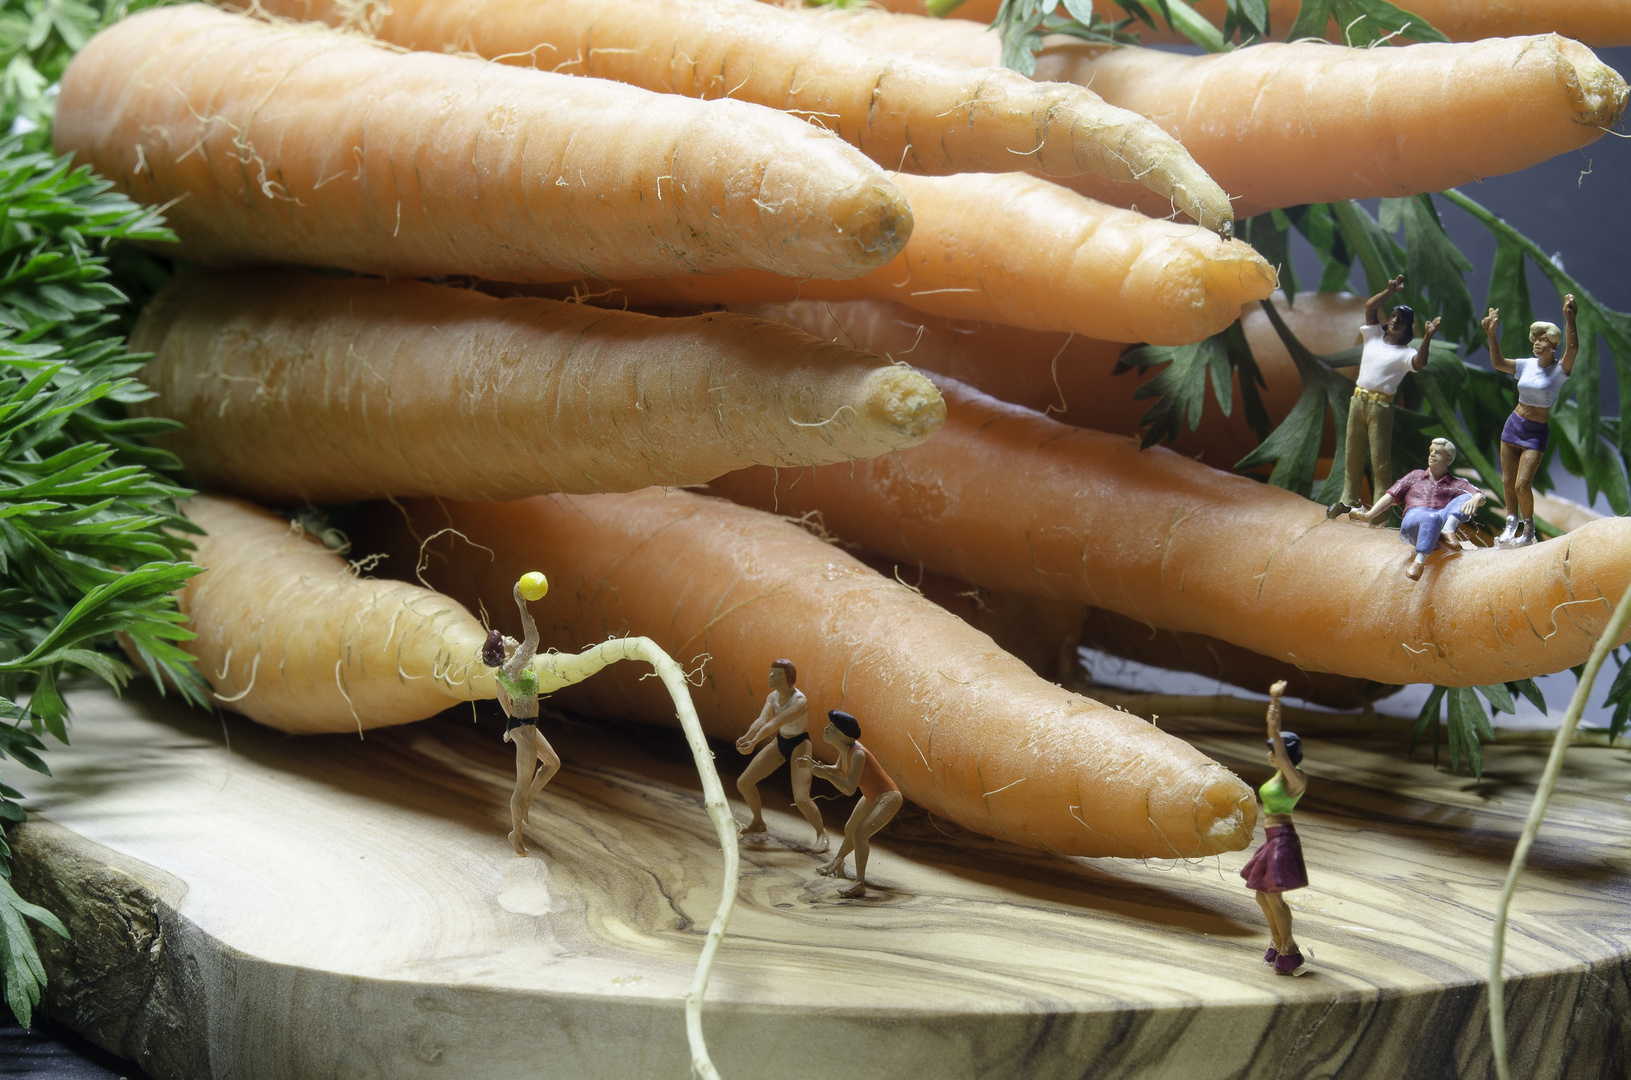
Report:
481,628,506,668
770,658,796,685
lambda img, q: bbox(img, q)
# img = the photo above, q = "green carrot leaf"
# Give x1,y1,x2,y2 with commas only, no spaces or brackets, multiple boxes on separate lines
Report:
1124,333,1234,447
1380,195,1475,345
1328,0,1448,45
1410,684,1447,751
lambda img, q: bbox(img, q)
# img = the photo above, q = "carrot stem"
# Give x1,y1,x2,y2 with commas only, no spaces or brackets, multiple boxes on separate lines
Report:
534,637,738,1080
1488,582,1631,1080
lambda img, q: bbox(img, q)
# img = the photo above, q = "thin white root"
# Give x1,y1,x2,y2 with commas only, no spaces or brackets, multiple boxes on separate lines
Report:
1489,583,1631,1080
532,636,737,1080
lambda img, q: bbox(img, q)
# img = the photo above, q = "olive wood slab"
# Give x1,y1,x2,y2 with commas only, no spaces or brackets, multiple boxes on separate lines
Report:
10,687,1631,1079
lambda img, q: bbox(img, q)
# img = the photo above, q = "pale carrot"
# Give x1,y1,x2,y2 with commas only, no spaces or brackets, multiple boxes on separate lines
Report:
178,493,495,733
821,10,1629,218
734,290,1363,466
131,270,944,503
1036,35,1627,218
177,492,740,1079
706,374,1631,687
363,489,1260,859
239,0,1235,233
862,0,1631,48
561,173,1278,346
55,5,911,284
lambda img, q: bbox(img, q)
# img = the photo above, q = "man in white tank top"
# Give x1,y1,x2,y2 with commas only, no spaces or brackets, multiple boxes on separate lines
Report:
1327,275,1441,520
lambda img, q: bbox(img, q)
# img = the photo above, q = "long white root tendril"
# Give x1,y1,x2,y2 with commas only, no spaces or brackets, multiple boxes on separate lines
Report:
1490,585,1631,1080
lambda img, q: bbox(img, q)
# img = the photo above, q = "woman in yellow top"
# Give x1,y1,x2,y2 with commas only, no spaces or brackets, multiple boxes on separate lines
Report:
1239,680,1309,976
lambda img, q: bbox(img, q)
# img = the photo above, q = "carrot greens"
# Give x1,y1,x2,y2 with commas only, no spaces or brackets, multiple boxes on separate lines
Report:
0,136,198,1027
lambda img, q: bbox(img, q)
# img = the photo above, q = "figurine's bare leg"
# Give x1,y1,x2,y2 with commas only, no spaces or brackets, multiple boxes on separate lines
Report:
1499,441,1523,523
1254,891,1284,951
735,741,786,834
1515,446,1544,526
788,756,829,852
507,728,559,857
523,727,561,807
1258,892,1298,955
818,798,866,876
839,790,903,898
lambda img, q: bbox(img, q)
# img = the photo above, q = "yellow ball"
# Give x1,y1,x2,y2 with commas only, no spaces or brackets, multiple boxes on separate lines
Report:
517,572,549,601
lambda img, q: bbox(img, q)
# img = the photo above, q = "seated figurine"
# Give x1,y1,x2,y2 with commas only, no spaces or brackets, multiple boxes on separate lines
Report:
1352,438,1485,581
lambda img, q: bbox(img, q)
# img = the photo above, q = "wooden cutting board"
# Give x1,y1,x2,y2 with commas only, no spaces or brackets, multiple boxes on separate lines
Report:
10,686,1631,1080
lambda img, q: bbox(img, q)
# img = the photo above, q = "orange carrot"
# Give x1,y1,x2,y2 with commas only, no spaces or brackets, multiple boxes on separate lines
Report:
821,10,1628,218
1076,609,1383,710
706,375,1631,687
55,5,911,283
862,0,1631,48
132,270,944,503
366,489,1259,859
240,0,1235,233
560,173,1277,346
733,291,1363,466
855,554,1088,680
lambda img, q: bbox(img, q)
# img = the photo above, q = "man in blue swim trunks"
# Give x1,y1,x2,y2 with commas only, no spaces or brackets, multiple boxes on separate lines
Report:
1353,438,1485,581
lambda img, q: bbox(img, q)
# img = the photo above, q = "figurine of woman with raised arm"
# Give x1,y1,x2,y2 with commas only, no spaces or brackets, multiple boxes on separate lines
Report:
1484,295,1579,548
479,572,561,858
1240,681,1309,976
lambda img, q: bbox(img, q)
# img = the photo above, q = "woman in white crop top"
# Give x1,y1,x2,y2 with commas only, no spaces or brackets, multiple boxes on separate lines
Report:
1483,294,1579,548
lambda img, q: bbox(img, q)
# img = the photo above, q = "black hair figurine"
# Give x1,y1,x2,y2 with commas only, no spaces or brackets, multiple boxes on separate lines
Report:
1239,681,1311,976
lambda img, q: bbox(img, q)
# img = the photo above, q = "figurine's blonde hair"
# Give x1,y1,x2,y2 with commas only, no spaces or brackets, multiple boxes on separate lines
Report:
1531,321,1562,346
1430,437,1458,461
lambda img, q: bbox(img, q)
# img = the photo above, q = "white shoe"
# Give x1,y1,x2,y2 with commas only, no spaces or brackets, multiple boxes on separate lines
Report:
1495,515,1519,548
1513,519,1536,547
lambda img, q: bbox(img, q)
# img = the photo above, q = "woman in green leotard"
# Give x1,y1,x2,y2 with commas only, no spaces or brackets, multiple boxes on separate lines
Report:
480,572,561,858
1239,680,1309,976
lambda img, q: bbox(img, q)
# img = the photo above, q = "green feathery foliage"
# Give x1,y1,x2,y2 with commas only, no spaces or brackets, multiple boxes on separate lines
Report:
0,136,200,1027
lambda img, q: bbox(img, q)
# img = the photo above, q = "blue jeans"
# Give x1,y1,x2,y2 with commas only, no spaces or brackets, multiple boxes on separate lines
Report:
1400,493,1477,556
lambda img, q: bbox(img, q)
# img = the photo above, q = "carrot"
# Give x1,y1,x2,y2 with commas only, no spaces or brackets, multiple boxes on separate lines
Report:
862,0,1631,48
855,553,1087,680
734,290,1363,466
177,493,740,1080
131,270,944,503
365,489,1260,859
821,11,1628,218
238,0,1235,234
706,374,1631,688
1036,36,1627,219
557,173,1278,346
54,5,911,284
1076,609,1382,710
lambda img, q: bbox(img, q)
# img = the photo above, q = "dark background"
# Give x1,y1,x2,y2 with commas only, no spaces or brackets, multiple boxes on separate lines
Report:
5,42,1630,1080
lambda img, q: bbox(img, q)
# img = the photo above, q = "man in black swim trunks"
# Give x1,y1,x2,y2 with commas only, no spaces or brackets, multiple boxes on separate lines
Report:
734,659,828,852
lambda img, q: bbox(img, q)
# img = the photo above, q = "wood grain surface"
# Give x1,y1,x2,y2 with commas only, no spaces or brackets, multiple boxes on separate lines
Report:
10,687,1631,1080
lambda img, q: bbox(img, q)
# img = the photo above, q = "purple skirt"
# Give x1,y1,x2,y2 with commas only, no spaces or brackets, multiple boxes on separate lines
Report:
1240,824,1308,893
1501,411,1550,453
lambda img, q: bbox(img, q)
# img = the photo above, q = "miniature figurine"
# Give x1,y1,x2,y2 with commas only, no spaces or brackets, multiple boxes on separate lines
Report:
479,571,561,858
1353,438,1484,580
1484,295,1579,548
734,659,828,851
1240,681,1309,976
1327,274,1442,520
795,710,902,899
